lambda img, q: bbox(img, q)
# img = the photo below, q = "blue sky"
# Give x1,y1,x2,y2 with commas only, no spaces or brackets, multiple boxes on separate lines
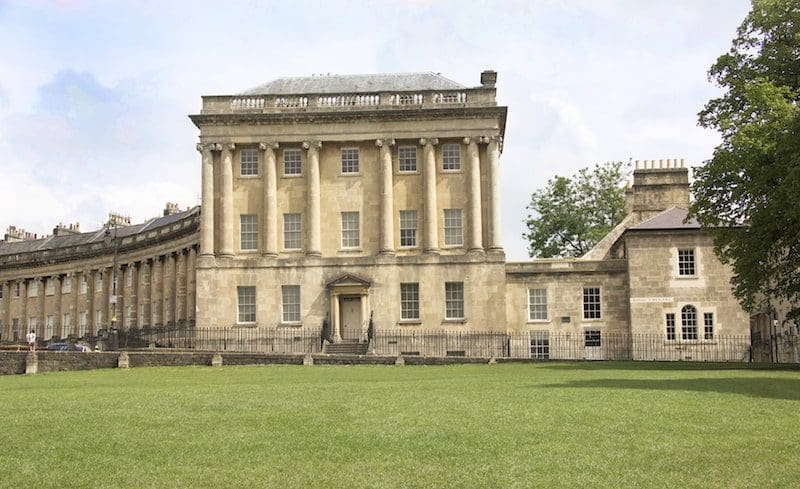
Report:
0,0,751,260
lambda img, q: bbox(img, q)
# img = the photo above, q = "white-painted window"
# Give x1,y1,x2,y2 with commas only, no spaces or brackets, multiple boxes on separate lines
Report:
283,213,302,250
399,210,418,247
445,282,464,320
45,279,55,295
28,316,37,329
398,146,417,172
28,280,38,297
341,148,359,174
681,305,698,340
282,285,301,323
240,148,259,176
442,143,461,170
45,315,54,339
341,212,360,248
444,209,463,246
584,329,601,347
96,272,103,292
703,312,714,340
530,331,550,359
237,286,256,324
80,275,87,294
400,283,420,320
79,312,87,337
582,287,602,320
63,276,72,293
62,313,71,338
240,215,258,251
528,288,548,321
678,249,696,276
666,313,676,340
13,282,20,297
283,148,302,175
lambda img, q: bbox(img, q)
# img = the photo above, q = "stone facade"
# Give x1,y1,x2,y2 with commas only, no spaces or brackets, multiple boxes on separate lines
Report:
0,70,753,361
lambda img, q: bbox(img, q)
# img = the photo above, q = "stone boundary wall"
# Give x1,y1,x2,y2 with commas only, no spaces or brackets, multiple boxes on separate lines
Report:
0,351,504,375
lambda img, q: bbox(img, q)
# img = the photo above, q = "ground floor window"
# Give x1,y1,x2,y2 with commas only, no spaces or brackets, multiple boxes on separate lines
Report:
237,286,256,324
530,331,550,359
400,283,420,320
444,282,464,320
584,329,601,347
704,312,714,340
666,313,676,340
282,285,301,323
681,305,698,340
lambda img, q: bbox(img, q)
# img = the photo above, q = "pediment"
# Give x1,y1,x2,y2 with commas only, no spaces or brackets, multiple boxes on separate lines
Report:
327,273,371,289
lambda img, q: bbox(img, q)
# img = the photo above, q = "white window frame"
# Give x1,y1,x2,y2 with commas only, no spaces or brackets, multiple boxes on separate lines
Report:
239,214,259,251
281,285,301,324
96,272,103,293
45,278,55,296
62,313,71,338
677,248,696,276
703,312,714,340
79,312,87,337
442,143,461,171
237,286,256,324
582,287,602,320
283,213,302,250
399,210,418,248
45,315,54,339
341,211,360,249
444,209,463,247
530,331,550,359
340,147,360,174
63,276,72,294
584,329,602,347
13,282,21,298
283,148,302,176
527,288,548,322
239,148,259,177
28,280,38,297
80,275,87,294
681,304,698,340
444,282,465,320
400,283,420,321
398,145,418,173
666,313,676,341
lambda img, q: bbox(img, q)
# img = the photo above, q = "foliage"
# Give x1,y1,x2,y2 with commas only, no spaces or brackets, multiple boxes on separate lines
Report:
524,161,627,258
692,0,800,322
1,364,799,488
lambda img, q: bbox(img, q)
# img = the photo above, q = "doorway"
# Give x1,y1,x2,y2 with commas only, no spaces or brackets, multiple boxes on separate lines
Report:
340,296,362,341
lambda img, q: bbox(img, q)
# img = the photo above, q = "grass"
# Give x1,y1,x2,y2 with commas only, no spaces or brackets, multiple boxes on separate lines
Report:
1,362,799,488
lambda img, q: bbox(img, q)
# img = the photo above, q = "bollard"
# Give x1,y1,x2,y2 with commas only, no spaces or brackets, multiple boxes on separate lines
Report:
211,353,223,367
25,352,38,374
117,352,130,369
303,353,314,366
395,355,405,366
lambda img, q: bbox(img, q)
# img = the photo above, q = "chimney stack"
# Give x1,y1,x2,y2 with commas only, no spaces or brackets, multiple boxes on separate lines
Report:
480,70,497,88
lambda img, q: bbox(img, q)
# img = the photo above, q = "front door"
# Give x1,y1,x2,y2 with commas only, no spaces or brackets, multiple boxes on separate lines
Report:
340,297,362,341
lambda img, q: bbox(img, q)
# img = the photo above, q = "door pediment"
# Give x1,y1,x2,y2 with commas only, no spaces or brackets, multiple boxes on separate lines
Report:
327,273,371,289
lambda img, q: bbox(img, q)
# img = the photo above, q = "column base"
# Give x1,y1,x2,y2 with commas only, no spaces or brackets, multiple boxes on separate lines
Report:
468,247,485,255
261,252,278,258
379,250,396,256
306,251,322,257
424,248,440,255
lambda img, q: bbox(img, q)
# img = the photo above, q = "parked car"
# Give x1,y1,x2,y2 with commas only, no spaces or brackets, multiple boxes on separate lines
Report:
45,342,89,352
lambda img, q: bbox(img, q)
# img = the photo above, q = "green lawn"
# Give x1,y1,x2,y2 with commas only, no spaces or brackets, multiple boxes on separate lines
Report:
1,362,799,488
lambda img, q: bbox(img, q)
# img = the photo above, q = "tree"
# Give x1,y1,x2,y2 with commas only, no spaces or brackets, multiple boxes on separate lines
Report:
691,0,800,322
524,161,627,258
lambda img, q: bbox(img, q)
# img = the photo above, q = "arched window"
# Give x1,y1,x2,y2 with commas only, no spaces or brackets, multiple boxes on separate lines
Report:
681,305,698,340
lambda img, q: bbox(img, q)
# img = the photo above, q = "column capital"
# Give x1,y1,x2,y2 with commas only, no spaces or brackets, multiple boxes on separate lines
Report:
259,141,279,151
302,140,322,150
375,138,395,148
196,142,218,153
221,142,235,152
462,136,482,145
419,137,439,147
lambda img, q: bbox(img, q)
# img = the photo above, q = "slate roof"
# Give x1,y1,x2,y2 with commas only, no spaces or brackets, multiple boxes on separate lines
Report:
0,207,199,256
239,72,467,95
630,207,701,230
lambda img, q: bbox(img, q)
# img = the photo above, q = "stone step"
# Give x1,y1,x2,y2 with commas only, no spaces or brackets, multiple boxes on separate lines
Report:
323,342,369,355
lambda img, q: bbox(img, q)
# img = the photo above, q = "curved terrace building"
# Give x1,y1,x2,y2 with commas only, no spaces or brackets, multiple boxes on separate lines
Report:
0,70,755,360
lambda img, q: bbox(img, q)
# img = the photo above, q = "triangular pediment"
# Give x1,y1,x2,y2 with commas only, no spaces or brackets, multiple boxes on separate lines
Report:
327,273,371,288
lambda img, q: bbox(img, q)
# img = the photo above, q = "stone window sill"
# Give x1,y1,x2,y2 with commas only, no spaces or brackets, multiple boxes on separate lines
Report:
442,318,467,324
397,320,421,326
279,322,303,328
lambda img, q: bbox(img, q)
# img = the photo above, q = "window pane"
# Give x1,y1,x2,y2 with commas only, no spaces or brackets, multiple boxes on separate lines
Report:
442,143,461,170
399,210,418,247
666,313,676,340
283,148,302,175
528,288,548,321
530,331,550,359
282,285,301,323
240,215,258,251
341,148,359,173
400,283,420,320
237,286,256,323
240,149,259,176
703,312,714,340
341,212,360,248
584,330,601,347
583,287,601,320
283,213,302,250
398,146,417,172
444,209,463,246
445,282,464,319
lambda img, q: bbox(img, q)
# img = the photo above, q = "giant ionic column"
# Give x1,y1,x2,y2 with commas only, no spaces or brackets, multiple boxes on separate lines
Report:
219,142,235,257
304,140,322,256
260,142,279,256
487,136,503,251
198,143,216,256
421,138,439,253
465,137,484,252
54,275,63,338
186,246,197,324
377,138,395,254
135,262,144,328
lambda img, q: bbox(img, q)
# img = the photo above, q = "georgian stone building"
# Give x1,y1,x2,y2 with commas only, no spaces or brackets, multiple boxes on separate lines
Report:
0,70,753,360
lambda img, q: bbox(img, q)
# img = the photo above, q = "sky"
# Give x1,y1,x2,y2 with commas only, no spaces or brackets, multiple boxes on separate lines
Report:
0,0,752,260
